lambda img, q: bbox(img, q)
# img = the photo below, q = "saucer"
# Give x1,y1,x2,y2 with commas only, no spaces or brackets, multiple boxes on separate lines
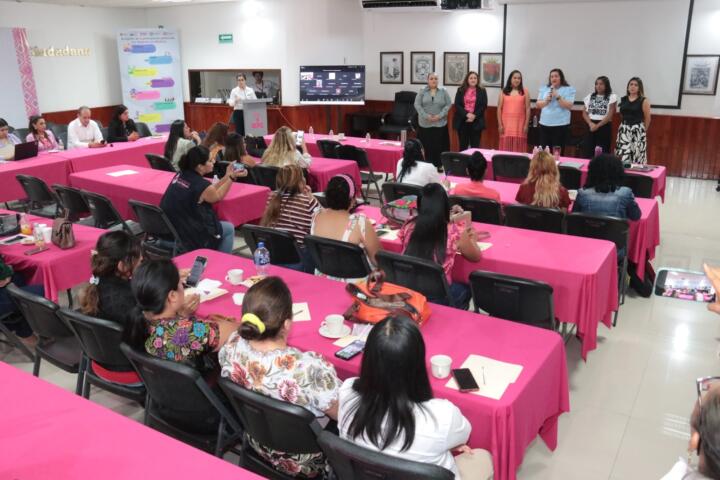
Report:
319,324,351,339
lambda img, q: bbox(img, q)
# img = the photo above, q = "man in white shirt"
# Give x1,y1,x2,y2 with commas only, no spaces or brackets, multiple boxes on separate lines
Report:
67,106,104,149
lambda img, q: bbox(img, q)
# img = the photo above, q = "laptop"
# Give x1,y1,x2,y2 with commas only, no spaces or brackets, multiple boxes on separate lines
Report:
13,141,39,160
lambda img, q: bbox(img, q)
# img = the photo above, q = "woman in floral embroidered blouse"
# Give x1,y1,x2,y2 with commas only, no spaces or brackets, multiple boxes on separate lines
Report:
399,183,482,310
26,115,59,151
220,276,341,478
125,259,238,370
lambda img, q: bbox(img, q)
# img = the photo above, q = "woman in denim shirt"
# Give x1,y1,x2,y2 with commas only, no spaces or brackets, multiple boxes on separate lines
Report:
573,154,641,220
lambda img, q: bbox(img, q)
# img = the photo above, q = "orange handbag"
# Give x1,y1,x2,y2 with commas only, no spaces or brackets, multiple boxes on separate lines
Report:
344,270,431,326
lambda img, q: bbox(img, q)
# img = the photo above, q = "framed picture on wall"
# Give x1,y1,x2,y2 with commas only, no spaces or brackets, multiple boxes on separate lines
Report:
410,51,435,84
683,55,720,95
479,53,503,88
380,52,404,84
443,52,469,86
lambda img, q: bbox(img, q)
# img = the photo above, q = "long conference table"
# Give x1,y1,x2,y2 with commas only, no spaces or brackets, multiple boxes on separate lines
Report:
178,250,570,480
0,361,263,480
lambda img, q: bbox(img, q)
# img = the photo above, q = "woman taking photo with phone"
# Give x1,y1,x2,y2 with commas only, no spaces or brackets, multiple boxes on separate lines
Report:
262,126,312,168
536,68,576,154
453,71,487,150
497,70,531,152
582,76,616,158
414,72,452,168
616,77,651,165
227,73,257,135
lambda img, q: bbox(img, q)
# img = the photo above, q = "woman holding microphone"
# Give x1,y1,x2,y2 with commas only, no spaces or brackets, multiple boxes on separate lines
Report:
414,72,452,169
536,68,576,154
453,71,487,150
227,73,257,135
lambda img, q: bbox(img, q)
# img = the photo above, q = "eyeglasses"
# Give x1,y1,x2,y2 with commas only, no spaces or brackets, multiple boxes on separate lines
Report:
696,376,720,405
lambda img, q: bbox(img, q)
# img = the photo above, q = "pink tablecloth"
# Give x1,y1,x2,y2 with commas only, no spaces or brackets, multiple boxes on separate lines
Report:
251,156,362,193
0,154,71,203
358,206,619,360
0,361,262,480
57,136,166,172
264,133,402,174
462,148,667,201
177,250,570,480
69,165,270,227
0,210,102,302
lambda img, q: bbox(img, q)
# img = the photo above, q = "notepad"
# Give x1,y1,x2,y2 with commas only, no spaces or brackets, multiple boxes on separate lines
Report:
445,354,523,400
559,161,583,169
185,287,228,303
107,169,139,177
379,141,401,147
476,242,493,252
292,302,311,322
376,229,399,241
232,293,245,306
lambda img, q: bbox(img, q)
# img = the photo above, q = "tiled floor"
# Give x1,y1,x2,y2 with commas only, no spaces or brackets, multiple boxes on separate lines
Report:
2,177,719,480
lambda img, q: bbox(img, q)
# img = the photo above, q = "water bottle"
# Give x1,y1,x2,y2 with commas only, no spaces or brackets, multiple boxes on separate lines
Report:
57,137,64,150
308,126,314,137
365,133,371,143
20,213,31,235
212,174,219,185
594,146,603,158
532,115,538,128
400,129,407,144
328,129,334,138
254,242,270,277
32,223,44,247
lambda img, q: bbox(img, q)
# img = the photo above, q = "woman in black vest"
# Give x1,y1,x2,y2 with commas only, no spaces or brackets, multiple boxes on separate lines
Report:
453,71,488,151
615,77,651,165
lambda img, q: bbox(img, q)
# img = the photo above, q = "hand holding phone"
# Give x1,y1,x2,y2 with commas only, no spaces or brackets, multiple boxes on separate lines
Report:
232,162,246,172
185,256,207,287
295,130,305,146
451,211,471,229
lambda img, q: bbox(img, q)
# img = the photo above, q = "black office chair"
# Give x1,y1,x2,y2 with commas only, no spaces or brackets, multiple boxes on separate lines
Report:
6,284,85,394
146,153,175,172
120,344,242,456
317,431,454,480
379,91,417,139
129,199,184,258
492,154,530,182
48,123,68,148
622,172,654,199
100,127,109,140
313,192,328,208
245,135,268,158
317,139,341,159
219,378,325,479
15,174,60,218
241,224,303,266
80,190,143,236
565,212,630,325
376,251,455,308
381,182,423,203
304,235,371,280
95,120,104,129
58,308,145,403
13,127,29,140
469,270,556,330
449,195,502,225
52,184,93,225
135,122,152,138
504,204,564,234
335,144,383,202
441,152,472,177
558,165,582,190
253,165,280,190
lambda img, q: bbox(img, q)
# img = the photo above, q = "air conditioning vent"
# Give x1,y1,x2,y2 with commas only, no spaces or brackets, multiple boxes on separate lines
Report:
361,0,441,10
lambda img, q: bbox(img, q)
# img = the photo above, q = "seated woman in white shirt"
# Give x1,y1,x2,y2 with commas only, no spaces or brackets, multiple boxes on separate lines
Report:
396,138,444,187
338,315,494,480
67,106,105,149
164,119,200,170
261,126,312,168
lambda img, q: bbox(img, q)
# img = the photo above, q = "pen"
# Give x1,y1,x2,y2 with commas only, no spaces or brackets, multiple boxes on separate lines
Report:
482,366,486,385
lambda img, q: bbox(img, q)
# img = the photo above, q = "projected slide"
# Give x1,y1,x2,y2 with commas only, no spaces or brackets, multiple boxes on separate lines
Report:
300,65,365,105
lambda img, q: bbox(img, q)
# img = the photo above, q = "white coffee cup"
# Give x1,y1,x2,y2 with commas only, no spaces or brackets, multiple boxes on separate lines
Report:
225,268,244,285
41,226,52,244
430,354,452,379
322,314,345,336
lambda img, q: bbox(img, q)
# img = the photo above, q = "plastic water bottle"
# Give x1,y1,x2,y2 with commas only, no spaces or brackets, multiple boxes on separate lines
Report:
328,129,334,138
532,115,538,128
400,129,407,144
254,242,270,277
594,146,603,158
212,174,219,185
57,137,64,150
365,133,371,143
308,126,314,137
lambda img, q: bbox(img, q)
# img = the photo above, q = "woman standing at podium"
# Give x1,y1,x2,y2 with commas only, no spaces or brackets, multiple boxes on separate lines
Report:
227,73,256,135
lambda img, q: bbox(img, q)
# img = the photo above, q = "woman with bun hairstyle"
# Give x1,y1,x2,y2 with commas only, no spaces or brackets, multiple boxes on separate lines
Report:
220,276,340,478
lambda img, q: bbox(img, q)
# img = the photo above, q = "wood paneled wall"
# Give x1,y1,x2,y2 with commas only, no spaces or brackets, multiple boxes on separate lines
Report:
39,102,720,180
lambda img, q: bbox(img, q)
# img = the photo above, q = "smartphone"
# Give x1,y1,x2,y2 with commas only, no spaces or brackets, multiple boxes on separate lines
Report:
452,368,480,393
654,268,716,303
296,130,305,146
335,340,365,360
451,211,472,229
232,162,246,172
24,246,49,256
1,235,25,245
185,256,207,288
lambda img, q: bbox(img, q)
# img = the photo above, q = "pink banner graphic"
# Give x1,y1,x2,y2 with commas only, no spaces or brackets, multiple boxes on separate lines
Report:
12,28,39,118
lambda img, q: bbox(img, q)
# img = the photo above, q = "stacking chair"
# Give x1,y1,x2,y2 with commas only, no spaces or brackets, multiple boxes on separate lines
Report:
81,190,143,236
335,144,383,202
52,184,93,224
219,378,325,479
318,431,454,480
253,165,281,190
13,127,29,141
244,135,268,158
622,172,654,199
376,251,454,307
381,182,423,203
469,270,556,330
441,152,472,177
449,195,502,225
15,174,60,218
129,199,183,258
504,204,564,234
0,312,34,360
317,139,341,158
558,165,583,190
492,154,530,182
304,235,371,280
6,284,85,393
146,153,175,172
565,212,630,325
58,308,145,403
135,122,152,138
121,344,242,456
241,224,303,266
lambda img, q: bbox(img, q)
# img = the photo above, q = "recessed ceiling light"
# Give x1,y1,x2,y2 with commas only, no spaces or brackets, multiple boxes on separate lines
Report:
152,0,192,3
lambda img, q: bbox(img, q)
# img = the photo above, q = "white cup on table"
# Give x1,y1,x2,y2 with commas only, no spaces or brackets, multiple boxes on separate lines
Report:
225,268,244,285
430,354,452,379
322,314,345,337
41,226,52,244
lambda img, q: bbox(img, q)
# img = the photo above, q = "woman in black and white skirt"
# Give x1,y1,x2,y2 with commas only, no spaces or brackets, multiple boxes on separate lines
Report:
615,77,651,165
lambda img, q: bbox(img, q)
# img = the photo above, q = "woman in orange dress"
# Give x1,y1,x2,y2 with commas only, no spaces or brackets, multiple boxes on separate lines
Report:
497,70,531,152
